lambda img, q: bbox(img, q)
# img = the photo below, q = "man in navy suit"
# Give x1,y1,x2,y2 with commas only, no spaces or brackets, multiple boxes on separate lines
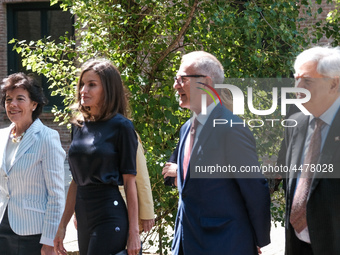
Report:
169,51,271,255
283,46,340,255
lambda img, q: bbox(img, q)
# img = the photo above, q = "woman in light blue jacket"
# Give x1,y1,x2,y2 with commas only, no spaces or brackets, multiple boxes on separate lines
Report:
0,73,65,255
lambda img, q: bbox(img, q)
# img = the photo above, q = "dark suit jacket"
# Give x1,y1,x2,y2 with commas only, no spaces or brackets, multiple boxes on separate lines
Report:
171,104,271,255
163,144,178,187
284,108,340,255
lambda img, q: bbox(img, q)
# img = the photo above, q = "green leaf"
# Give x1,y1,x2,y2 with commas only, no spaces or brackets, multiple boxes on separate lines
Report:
13,0,334,249
15,47,22,54
50,0,59,6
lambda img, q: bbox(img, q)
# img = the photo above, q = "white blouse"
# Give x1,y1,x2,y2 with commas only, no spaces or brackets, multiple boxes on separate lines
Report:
5,136,21,171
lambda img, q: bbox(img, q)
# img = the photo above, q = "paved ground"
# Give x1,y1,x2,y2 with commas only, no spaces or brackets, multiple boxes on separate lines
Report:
63,215,79,253
63,214,285,255
261,223,285,255
63,165,79,254
64,168,285,255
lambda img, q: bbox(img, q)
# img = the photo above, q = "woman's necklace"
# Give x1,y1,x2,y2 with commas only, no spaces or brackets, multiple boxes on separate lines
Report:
10,128,26,143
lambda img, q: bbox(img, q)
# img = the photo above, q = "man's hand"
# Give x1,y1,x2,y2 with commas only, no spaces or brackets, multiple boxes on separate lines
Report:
257,246,262,254
162,162,178,178
162,162,178,187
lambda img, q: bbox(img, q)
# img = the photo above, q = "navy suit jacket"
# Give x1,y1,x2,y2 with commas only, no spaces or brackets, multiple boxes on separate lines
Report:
284,108,340,255
172,104,271,255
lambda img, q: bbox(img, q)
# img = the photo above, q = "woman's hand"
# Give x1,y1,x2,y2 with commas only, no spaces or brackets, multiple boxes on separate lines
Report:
141,219,155,232
73,214,78,230
127,231,141,255
53,226,67,255
41,244,56,255
53,180,77,255
123,174,141,255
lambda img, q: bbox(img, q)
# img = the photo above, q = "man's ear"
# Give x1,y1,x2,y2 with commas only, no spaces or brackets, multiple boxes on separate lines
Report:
330,77,340,93
205,76,213,86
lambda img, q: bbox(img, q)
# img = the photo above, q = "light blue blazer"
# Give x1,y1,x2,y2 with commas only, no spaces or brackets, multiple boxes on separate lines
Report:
0,118,66,246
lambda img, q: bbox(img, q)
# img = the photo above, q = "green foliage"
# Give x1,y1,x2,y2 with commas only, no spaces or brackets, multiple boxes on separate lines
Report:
271,183,286,227
299,0,340,46
318,0,340,46
10,0,336,251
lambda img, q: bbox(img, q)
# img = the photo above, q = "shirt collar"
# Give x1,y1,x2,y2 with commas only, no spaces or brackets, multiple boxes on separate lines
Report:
193,102,218,126
310,96,340,126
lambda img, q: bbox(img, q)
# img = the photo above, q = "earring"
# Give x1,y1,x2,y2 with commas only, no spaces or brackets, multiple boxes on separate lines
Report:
32,108,36,111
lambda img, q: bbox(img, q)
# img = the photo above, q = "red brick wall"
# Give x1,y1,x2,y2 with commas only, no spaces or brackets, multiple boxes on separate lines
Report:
0,0,70,154
298,0,337,45
0,1,9,79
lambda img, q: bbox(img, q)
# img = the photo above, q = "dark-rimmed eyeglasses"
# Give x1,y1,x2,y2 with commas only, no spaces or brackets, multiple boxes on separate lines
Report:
174,75,207,85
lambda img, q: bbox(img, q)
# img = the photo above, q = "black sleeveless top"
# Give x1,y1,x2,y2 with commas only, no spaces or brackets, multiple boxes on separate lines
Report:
69,114,137,186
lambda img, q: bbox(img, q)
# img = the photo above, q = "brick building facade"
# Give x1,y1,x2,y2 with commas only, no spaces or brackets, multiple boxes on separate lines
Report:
0,0,71,152
298,0,337,45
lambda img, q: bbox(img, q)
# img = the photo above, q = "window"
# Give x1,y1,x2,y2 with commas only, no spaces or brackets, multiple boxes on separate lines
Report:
7,2,74,109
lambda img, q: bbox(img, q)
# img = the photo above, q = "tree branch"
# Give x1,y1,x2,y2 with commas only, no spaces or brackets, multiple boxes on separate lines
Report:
145,0,199,93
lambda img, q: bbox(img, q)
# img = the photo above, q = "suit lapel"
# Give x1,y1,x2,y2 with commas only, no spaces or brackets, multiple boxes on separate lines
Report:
0,126,12,173
7,119,41,173
191,104,223,158
310,107,340,193
179,121,190,188
287,115,309,199
290,116,309,177
182,105,223,187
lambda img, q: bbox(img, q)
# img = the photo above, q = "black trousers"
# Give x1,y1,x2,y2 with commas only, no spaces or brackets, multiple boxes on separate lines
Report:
0,208,42,255
76,185,129,255
286,224,314,255
178,240,184,255
300,241,314,255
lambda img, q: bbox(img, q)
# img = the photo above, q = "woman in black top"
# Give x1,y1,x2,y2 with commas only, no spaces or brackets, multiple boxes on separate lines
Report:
54,59,140,255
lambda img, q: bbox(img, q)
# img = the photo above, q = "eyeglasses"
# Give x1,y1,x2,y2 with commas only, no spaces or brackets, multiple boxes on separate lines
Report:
174,75,207,85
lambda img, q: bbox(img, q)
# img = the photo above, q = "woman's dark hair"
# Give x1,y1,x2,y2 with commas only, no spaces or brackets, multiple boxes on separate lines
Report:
1,73,48,121
75,59,129,122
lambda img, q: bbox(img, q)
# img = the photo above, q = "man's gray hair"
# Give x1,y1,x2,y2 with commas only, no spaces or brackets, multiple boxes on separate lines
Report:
294,46,340,78
181,51,224,85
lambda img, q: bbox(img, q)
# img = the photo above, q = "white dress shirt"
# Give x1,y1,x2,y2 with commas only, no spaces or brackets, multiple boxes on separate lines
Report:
186,102,218,150
295,96,340,243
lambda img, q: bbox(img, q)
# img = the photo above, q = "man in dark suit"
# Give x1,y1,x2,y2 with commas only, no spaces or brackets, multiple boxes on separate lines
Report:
169,51,271,255
284,46,340,255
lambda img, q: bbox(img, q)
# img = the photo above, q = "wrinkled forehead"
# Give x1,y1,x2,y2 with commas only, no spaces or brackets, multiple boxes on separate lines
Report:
294,61,322,78
177,61,197,75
